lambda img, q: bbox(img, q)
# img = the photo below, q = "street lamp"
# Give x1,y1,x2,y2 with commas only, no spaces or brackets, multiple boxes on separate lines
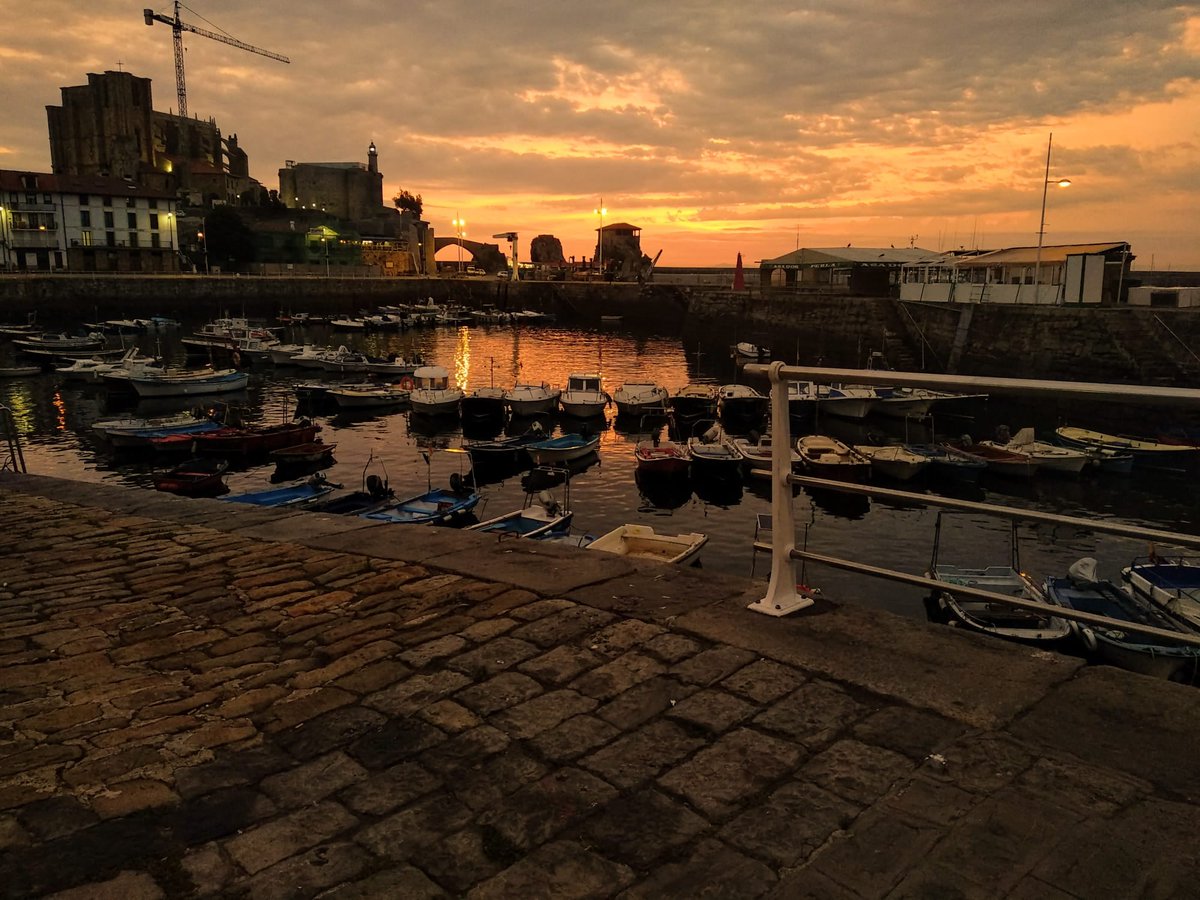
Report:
1033,132,1071,302
0,205,9,271
322,237,330,277
593,199,606,278
452,215,466,274
195,219,210,275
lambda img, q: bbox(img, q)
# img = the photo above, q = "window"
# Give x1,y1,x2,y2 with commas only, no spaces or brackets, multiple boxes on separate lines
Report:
150,233,161,249
126,197,136,208
127,212,137,230
25,194,36,206
105,231,116,247
149,214,158,231
81,231,93,246
43,194,52,204
79,194,89,206
148,199,157,210
129,233,140,248
103,211,114,228
102,196,112,207
80,210,91,227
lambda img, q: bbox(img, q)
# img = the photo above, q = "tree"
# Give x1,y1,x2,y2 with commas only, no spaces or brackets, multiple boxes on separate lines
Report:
203,206,257,270
392,189,423,218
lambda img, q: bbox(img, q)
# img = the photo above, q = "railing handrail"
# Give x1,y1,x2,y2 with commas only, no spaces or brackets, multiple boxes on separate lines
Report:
0,404,26,473
895,300,943,370
1153,314,1200,368
747,361,1200,640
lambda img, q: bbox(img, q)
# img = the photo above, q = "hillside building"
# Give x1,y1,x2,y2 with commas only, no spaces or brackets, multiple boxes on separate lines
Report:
46,70,259,206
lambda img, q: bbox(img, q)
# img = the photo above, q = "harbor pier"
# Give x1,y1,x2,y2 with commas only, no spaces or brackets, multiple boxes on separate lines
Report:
2,473,1200,898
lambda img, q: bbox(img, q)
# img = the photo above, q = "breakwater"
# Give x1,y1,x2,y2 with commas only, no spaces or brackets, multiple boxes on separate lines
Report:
2,274,1199,386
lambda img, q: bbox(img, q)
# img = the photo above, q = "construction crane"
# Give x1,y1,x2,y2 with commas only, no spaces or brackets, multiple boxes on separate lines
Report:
144,2,289,119
493,232,519,281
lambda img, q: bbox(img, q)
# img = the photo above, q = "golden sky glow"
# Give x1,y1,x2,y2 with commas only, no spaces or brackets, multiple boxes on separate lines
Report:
1,2,1198,269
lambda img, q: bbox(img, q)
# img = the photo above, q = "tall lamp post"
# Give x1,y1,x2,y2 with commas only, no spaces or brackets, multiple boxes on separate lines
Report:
0,205,9,272
1033,132,1071,302
195,218,210,275
452,214,466,274
322,236,330,277
593,199,606,278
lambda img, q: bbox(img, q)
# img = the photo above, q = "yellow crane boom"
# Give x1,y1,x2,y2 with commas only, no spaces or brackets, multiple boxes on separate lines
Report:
143,1,289,119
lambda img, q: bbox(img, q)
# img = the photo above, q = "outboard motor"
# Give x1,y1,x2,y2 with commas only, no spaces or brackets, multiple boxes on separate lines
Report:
1068,557,1098,585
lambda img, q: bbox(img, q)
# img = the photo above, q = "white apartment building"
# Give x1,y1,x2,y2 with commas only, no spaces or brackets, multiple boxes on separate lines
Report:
0,170,180,273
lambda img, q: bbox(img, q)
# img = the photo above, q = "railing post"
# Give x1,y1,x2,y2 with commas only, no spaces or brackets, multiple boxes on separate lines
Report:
748,361,814,616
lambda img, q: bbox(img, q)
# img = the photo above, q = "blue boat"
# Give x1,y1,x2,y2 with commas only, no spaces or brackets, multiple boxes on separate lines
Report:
362,487,481,525
1045,558,1200,682
222,475,338,508
526,433,601,466
468,489,572,540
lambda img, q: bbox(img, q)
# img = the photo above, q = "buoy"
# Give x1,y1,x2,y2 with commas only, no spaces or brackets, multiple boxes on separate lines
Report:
399,374,415,390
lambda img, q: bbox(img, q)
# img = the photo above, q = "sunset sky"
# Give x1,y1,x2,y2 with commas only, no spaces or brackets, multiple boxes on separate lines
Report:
2,1,1198,269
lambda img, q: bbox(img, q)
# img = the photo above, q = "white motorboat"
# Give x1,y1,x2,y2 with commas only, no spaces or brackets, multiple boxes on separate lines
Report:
869,386,938,419
854,444,931,481
587,523,708,566
56,347,160,382
611,382,669,417
409,365,464,416
560,372,608,418
505,382,561,416
1121,554,1200,629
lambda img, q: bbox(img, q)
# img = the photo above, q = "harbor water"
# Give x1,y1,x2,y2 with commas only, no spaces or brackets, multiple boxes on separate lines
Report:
3,316,1198,623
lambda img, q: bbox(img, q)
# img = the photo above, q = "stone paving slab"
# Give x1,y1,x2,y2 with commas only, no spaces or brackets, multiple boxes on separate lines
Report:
3,473,1200,899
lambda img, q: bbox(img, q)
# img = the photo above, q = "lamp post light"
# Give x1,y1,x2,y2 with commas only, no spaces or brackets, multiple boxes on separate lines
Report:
452,215,466,274
1033,132,1071,303
195,219,210,275
0,205,9,272
593,199,606,278
322,237,330,277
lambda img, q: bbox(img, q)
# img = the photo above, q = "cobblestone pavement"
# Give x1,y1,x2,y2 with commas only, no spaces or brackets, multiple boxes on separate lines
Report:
3,474,1200,899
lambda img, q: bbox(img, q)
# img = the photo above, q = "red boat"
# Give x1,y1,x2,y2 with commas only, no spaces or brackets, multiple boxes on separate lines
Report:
634,438,691,475
191,420,321,455
153,458,228,496
270,441,337,465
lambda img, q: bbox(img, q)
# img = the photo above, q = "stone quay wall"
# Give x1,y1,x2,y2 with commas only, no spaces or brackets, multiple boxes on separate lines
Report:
2,274,1199,385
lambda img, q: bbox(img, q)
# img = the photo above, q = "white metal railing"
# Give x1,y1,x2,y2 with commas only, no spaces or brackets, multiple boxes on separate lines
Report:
1,405,26,473
743,361,1200,646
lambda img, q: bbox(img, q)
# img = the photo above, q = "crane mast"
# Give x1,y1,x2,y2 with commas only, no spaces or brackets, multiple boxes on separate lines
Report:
144,1,289,119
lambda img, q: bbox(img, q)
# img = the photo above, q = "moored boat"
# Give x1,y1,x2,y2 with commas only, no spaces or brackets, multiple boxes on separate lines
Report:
560,372,608,418
944,438,1039,479
854,444,930,481
460,386,507,423
222,474,338,508
1121,554,1200,630
717,384,768,433
731,433,801,472
816,385,876,420
633,438,691,476
795,435,871,481
362,485,481,525
468,489,573,540
1054,426,1198,472
611,382,670,417
1046,558,1200,681
409,365,464,417
152,458,229,497
985,427,1088,476
327,384,411,410
669,383,718,422
908,444,987,482
191,420,321,456
270,441,337,466
587,524,708,565
504,382,560,417
527,432,602,466
129,369,249,398
687,423,744,479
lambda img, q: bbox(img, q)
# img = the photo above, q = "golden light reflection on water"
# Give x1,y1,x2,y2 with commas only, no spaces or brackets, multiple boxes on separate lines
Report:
1,383,36,434
453,326,470,391
52,390,66,431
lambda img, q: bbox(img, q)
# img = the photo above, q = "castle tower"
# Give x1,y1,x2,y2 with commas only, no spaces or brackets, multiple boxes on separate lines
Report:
368,142,378,175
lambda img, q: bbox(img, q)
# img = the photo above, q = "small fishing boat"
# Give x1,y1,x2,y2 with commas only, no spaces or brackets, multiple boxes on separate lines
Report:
1121,554,1200,630
191,420,321,456
129,368,249,398
460,386,507,423
362,484,481,525
468,489,573,540
944,438,1039,479
633,438,691,476
305,473,395,516
13,332,106,353
669,383,718,422
731,342,770,362
99,417,228,450
326,384,411,409
854,444,930,481
152,458,229,497
687,423,745,479
465,425,549,470
717,384,769,433
504,382,561,417
409,365,464,417
527,432,602,466
927,514,1071,645
0,366,41,378
587,524,708,565
270,441,337,466
611,382,670,417
560,372,608,418
1054,426,1197,473
908,444,987,482
222,474,338,508
1046,558,1200,681
795,435,871,482
985,427,1088,476
731,433,801,472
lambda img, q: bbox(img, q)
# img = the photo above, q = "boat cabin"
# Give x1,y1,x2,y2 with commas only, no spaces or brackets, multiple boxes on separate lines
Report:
413,365,450,390
567,372,603,393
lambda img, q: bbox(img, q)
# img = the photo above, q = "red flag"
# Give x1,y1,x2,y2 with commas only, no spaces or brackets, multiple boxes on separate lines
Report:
733,252,745,291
